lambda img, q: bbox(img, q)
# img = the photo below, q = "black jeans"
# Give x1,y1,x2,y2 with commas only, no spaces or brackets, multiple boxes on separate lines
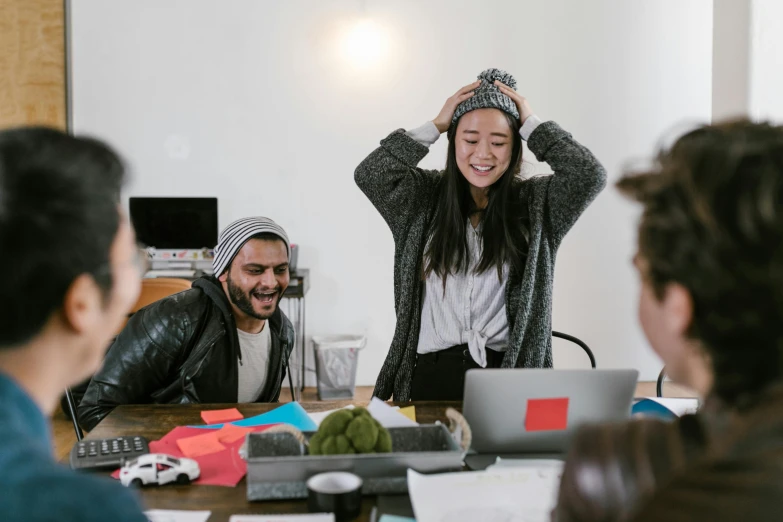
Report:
409,344,504,401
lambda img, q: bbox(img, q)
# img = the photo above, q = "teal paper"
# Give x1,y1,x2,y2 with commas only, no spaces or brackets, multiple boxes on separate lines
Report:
189,401,317,431
631,398,677,420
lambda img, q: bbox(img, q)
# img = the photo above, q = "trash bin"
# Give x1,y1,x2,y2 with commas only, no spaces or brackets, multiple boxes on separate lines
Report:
312,334,366,400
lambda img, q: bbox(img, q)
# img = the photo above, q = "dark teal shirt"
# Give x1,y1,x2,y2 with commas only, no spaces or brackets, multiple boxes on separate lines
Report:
0,372,147,522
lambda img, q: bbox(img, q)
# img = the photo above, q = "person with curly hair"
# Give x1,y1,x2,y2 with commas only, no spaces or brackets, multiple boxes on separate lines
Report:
556,120,783,521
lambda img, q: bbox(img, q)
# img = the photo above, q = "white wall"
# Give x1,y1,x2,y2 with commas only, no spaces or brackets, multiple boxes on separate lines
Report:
749,0,783,122
70,0,713,385
710,0,783,123
712,0,751,120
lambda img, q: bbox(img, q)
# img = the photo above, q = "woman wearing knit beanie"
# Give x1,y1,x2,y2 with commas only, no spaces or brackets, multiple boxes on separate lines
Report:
355,69,607,401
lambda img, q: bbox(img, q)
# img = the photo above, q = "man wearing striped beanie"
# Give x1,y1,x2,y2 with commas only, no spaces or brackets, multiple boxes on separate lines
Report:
79,217,296,431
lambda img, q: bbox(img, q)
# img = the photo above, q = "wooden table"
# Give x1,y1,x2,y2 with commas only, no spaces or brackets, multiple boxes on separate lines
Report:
87,401,457,522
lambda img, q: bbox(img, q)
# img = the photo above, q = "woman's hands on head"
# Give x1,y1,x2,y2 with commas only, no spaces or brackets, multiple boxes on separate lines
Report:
495,80,534,124
432,79,534,134
432,81,480,134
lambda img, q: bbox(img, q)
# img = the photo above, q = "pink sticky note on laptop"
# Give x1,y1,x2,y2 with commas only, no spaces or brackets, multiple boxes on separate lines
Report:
525,397,569,432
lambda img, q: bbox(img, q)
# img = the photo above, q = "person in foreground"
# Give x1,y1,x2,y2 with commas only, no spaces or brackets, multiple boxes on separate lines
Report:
553,417,706,522
355,68,607,401
0,127,147,521
555,120,783,521
79,216,296,431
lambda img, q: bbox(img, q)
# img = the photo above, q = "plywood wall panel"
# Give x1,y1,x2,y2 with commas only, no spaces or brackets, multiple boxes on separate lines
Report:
0,0,66,129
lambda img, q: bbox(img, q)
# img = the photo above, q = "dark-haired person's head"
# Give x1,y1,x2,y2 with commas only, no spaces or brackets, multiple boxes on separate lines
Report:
553,418,705,522
618,120,783,407
0,127,142,412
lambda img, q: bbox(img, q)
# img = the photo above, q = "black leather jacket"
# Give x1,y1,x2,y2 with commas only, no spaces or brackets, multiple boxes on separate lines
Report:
78,276,295,431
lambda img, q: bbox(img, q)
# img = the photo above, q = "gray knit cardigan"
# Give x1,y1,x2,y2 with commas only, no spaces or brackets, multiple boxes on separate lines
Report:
355,121,607,401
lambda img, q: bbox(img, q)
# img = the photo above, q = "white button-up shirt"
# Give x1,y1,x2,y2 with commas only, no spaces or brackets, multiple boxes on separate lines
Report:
417,220,510,367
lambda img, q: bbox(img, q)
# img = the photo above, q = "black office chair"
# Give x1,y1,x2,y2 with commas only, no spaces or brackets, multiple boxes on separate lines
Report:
656,366,666,397
286,363,296,403
552,331,596,369
64,387,84,441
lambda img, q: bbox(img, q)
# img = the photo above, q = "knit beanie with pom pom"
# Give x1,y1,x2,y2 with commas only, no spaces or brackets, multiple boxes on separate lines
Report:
451,68,520,125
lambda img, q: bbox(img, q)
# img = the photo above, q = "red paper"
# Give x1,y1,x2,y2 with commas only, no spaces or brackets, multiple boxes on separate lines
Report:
200,408,244,425
111,424,277,487
216,423,254,444
176,431,226,458
525,397,569,432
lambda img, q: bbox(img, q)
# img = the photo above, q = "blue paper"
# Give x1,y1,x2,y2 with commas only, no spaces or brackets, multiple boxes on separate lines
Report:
189,401,317,431
379,516,416,522
631,398,678,420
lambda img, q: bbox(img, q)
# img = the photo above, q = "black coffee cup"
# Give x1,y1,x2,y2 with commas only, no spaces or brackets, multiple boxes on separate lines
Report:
306,471,363,522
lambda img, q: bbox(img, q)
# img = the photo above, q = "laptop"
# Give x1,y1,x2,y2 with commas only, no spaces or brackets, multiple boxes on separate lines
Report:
463,368,639,469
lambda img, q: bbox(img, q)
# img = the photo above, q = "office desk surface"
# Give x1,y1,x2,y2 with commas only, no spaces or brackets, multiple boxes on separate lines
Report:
87,402,459,522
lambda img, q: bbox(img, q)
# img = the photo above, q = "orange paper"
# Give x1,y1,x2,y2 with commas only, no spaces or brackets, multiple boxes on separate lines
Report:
216,423,254,444
200,408,244,425
176,431,226,458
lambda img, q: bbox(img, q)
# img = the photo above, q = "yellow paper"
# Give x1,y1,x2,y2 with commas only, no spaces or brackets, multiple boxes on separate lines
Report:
398,405,417,422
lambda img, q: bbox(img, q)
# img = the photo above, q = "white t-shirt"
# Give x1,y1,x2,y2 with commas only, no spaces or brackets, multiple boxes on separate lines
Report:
236,324,271,402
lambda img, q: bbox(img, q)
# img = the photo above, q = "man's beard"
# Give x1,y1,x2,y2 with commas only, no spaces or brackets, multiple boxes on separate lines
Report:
226,271,278,321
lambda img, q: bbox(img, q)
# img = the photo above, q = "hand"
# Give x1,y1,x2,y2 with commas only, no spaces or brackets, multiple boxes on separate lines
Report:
495,80,534,124
432,81,480,133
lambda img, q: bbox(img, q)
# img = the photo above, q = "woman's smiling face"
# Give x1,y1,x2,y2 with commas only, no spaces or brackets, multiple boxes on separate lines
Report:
454,108,514,189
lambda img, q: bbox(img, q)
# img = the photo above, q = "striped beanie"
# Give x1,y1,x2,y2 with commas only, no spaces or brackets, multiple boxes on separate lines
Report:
213,217,290,276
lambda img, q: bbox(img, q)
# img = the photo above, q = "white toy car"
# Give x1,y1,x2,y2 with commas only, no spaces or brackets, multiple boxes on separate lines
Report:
119,454,200,487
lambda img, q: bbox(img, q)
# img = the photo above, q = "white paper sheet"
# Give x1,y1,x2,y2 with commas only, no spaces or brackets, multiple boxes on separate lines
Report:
145,510,211,522
408,466,562,522
486,458,564,471
651,398,700,416
367,397,419,428
228,515,334,522
308,405,355,427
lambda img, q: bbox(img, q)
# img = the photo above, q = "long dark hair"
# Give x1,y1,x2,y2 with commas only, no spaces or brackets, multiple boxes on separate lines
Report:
423,111,528,286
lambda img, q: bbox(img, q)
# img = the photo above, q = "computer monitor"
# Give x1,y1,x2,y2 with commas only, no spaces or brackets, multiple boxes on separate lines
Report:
129,197,218,249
